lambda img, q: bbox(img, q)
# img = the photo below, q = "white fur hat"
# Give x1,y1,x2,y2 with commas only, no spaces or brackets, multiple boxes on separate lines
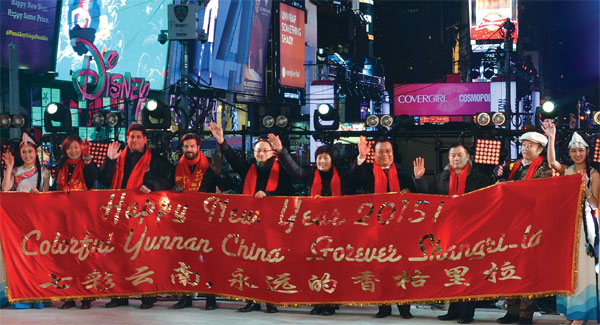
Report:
568,132,588,149
520,132,548,147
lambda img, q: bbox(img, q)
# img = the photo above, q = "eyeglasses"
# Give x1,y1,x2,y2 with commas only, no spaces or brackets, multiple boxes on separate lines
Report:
254,149,273,154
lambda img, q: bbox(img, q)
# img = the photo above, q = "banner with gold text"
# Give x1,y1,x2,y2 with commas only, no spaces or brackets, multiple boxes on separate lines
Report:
0,175,583,304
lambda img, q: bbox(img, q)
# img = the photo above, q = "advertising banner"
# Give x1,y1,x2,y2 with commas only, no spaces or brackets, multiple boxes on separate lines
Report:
469,0,518,42
1,176,582,304
0,0,60,73
394,83,491,116
211,0,272,99
279,3,305,89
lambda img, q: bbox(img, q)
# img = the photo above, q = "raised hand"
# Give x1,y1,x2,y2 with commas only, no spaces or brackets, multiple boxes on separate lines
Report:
2,151,14,170
81,139,91,159
268,133,283,153
541,121,556,141
413,157,426,179
106,141,122,160
358,136,370,160
209,122,224,144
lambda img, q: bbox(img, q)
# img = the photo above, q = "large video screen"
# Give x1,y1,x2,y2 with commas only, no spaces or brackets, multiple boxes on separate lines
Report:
279,2,304,89
211,0,272,98
0,0,61,73
167,0,272,100
469,0,518,43
55,0,169,90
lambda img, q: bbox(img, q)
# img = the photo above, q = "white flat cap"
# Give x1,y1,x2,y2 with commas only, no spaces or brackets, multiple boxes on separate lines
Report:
520,132,548,147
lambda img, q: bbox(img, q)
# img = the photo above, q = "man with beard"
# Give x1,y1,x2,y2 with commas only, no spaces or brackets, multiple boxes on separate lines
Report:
100,123,173,309
171,132,219,310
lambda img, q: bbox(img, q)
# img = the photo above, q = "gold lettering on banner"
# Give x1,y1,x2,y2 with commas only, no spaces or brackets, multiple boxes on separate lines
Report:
170,262,200,286
229,268,258,291
221,234,285,263
81,270,115,291
408,225,542,262
100,192,127,224
377,202,396,225
354,202,374,225
173,203,188,223
352,271,380,293
407,200,429,223
21,230,115,261
521,225,542,249
39,273,73,289
125,199,156,224
444,266,470,287
308,273,338,293
279,198,302,233
124,227,212,261
204,196,229,222
484,261,522,283
265,273,300,294
125,266,154,286
393,270,430,289
306,235,403,262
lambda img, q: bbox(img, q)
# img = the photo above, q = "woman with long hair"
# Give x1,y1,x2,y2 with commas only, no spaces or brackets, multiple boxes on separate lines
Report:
1,132,50,309
543,121,600,325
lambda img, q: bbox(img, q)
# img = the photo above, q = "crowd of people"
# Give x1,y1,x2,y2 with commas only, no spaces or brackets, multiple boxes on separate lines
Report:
0,121,598,325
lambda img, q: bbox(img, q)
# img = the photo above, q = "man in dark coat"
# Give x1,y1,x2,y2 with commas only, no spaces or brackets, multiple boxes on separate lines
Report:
171,132,219,310
100,123,173,309
414,143,492,324
210,122,292,313
349,136,425,319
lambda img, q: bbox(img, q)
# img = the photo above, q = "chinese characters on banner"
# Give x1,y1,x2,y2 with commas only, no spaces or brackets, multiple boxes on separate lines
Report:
0,175,583,304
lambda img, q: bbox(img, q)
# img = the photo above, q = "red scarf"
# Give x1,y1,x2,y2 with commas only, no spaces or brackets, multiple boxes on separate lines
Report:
14,166,38,188
508,156,544,181
311,167,342,196
448,163,470,196
110,147,152,189
243,158,279,195
57,158,87,190
373,162,401,193
175,152,210,191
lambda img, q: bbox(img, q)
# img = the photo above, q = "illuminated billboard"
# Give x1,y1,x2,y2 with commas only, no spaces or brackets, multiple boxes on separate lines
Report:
0,0,61,73
55,0,169,90
211,0,272,99
469,0,518,45
394,83,492,116
279,2,305,89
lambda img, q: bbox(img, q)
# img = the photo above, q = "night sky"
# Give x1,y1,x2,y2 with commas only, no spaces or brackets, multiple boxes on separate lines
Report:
374,0,599,113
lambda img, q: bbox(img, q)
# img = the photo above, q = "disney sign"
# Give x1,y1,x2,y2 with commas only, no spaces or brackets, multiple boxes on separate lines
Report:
71,38,151,104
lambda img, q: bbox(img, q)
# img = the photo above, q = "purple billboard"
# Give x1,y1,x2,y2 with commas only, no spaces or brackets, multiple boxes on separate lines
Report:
0,0,61,73
394,83,492,116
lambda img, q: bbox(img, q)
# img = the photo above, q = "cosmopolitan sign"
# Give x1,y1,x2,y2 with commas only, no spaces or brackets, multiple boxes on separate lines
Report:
394,83,491,116
71,38,151,103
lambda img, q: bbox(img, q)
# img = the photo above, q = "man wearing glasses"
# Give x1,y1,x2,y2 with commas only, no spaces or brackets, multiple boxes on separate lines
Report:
209,122,292,313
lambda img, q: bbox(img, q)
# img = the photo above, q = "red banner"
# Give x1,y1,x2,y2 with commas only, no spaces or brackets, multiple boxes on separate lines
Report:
0,175,583,304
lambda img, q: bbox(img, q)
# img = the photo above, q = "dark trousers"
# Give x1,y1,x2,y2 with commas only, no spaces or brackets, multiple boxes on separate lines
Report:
111,297,156,304
446,301,476,320
506,298,535,319
378,304,410,314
